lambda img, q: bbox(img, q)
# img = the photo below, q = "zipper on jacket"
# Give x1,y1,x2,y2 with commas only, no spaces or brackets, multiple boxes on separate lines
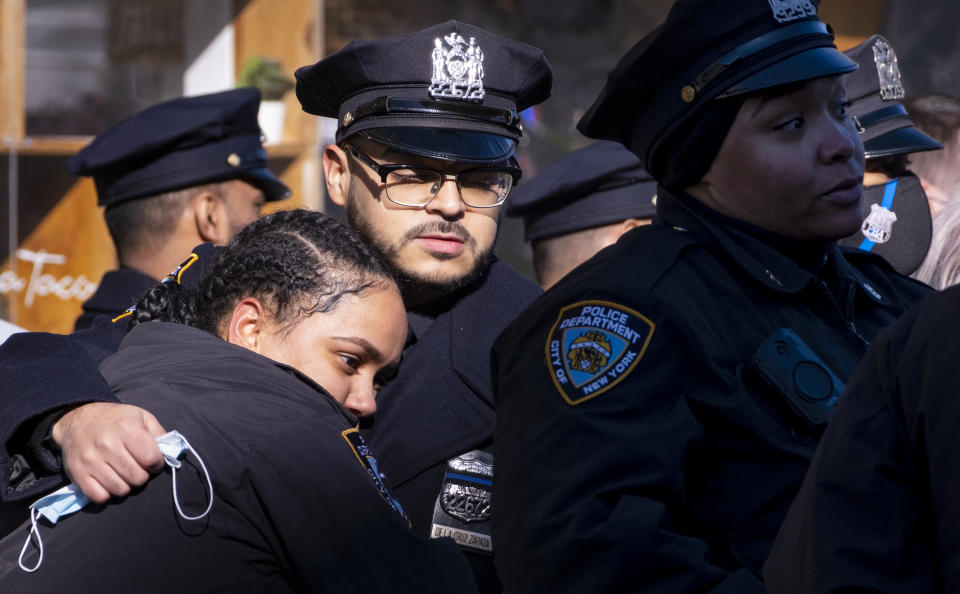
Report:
843,282,871,349
815,279,871,350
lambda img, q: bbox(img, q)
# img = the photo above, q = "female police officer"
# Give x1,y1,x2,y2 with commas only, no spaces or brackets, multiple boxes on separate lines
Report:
1,210,475,592
492,1,932,592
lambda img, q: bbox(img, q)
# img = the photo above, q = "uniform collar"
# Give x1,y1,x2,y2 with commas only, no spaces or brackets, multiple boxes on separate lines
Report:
656,186,887,304
82,267,159,312
402,266,489,345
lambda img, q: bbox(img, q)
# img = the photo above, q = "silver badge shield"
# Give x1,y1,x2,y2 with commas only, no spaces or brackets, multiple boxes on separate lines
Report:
872,38,906,101
861,203,898,244
767,0,817,23
430,450,494,553
429,32,485,101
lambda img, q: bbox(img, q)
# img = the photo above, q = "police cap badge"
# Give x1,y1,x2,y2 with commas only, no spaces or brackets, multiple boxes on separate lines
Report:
295,21,552,164
578,0,854,178
843,34,942,159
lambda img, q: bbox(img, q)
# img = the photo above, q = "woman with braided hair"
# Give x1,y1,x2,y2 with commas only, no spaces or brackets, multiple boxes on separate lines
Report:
0,209,476,593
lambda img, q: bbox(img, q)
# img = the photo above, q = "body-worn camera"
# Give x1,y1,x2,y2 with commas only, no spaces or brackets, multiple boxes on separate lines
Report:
746,328,845,429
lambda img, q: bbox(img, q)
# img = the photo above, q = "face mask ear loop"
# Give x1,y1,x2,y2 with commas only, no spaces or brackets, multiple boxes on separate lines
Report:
168,435,214,521
18,508,44,573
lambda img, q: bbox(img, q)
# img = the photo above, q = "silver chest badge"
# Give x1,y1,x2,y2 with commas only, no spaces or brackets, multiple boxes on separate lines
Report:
429,32,485,101
767,0,817,23
872,38,906,100
861,203,898,244
430,450,494,553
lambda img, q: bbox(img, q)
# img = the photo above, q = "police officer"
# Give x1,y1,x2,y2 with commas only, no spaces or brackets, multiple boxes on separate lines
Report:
492,1,932,591
505,140,657,288
838,34,942,275
73,88,291,330
764,285,960,592
0,21,550,592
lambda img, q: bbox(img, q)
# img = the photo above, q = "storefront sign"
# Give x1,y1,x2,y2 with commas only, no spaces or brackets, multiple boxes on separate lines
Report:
0,249,98,308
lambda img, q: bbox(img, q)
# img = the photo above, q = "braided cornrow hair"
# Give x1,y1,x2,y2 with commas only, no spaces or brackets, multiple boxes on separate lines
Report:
131,209,392,334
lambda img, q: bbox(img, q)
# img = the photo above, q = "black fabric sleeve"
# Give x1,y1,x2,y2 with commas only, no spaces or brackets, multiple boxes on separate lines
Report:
763,296,940,593
0,316,127,502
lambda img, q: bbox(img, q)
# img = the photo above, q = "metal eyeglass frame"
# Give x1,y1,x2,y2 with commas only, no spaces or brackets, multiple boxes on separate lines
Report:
345,144,521,208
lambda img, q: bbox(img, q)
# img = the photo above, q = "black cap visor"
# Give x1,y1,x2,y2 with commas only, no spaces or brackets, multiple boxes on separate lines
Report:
719,46,857,98
361,127,517,164
238,167,292,201
864,124,943,159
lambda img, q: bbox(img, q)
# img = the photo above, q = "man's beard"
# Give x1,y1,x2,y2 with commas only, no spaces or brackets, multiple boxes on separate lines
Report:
345,195,495,304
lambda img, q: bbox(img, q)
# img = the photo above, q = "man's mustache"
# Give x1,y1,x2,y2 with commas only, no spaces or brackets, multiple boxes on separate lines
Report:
400,221,476,248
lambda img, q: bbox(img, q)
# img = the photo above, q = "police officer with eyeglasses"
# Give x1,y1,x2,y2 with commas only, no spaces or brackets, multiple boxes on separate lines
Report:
342,143,520,210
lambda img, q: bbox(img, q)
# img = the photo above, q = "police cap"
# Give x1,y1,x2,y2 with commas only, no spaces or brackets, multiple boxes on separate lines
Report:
505,141,657,241
294,20,552,164
69,88,291,208
843,34,942,159
578,0,855,176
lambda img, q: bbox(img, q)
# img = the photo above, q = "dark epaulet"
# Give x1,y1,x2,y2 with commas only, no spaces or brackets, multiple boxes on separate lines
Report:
110,243,223,324
838,244,932,293
837,243,896,269
571,222,702,295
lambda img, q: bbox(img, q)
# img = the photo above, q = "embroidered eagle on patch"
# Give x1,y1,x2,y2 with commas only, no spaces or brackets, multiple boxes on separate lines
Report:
545,300,655,405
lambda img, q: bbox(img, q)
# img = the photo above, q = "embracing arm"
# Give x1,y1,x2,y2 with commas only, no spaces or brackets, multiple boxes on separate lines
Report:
0,317,164,503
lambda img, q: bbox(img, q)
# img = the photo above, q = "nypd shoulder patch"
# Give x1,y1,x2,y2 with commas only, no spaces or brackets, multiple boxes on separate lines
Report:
545,300,655,406
341,428,409,524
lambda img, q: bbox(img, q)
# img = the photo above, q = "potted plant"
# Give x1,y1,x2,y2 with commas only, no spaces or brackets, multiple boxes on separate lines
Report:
237,56,295,143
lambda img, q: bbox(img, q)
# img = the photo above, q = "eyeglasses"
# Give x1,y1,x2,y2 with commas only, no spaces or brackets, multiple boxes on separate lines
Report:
346,145,521,209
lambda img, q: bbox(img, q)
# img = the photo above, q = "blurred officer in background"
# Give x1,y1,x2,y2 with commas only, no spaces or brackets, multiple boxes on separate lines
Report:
0,21,550,593
838,35,942,276
72,88,291,330
505,140,657,289
492,1,932,592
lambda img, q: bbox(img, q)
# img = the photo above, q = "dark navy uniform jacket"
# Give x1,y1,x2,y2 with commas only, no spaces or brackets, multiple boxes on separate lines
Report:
492,187,931,593
764,286,960,594
362,259,541,592
0,256,539,591
0,322,475,593
74,268,157,331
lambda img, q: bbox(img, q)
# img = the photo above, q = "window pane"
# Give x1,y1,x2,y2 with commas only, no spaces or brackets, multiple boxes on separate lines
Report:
24,0,188,135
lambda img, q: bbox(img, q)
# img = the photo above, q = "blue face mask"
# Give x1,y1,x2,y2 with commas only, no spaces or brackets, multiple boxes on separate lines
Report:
29,484,90,525
18,430,213,572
